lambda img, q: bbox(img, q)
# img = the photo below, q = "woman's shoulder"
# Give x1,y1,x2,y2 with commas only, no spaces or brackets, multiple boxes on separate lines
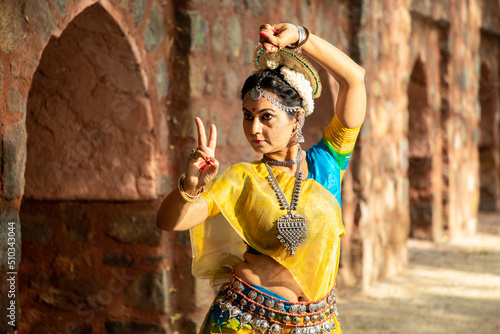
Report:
218,160,264,178
225,160,260,171
207,161,264,193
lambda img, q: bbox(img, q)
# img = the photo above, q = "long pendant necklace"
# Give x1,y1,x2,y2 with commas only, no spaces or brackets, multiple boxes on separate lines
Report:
264,150,307,256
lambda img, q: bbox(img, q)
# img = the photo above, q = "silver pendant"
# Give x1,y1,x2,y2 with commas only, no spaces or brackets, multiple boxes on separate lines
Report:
276,214,307,256
264,155,306,256
229,306,242,319
269,323,282,334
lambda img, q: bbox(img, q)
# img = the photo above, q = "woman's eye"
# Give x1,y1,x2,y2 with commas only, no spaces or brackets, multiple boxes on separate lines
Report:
244,113,253,120
262,114,273,121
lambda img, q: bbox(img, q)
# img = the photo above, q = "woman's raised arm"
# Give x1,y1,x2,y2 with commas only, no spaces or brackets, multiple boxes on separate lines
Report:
259,23,366,129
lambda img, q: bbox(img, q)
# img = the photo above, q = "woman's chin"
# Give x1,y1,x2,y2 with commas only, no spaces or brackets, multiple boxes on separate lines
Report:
251,147,266,154
248,142,267,154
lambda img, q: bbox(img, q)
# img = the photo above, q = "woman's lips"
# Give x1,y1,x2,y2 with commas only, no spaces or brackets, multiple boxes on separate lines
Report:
252,139,265,144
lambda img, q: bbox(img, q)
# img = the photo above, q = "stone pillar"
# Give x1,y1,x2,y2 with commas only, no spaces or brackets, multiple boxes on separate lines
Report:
445,0,482,238
350,0,412,288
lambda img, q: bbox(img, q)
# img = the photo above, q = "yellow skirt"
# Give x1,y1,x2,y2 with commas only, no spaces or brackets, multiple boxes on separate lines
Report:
200,273,342,334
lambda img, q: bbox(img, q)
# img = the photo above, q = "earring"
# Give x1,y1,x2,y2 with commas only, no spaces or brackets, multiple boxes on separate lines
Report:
296,126,304,143
295,113,305,143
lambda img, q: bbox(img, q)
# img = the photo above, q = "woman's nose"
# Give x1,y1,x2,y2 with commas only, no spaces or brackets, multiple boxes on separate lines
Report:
251,120,262,134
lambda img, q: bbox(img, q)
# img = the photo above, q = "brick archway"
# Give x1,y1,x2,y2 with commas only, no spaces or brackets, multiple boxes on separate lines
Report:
18,4,167,333
25,3,155,201
479,62,500,211
407,57,442,240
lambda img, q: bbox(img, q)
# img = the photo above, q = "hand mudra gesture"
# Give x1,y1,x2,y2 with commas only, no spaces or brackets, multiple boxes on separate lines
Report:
184,117,219,195
258,23,300,53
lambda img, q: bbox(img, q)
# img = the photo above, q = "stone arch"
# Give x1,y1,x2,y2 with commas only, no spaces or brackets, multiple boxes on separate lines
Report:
18,3,167,332
407,56,442,240
478,62,500,211
24,2,155,200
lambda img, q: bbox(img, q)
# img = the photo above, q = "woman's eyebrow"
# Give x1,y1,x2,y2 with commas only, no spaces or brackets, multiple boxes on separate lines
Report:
242,107,275,114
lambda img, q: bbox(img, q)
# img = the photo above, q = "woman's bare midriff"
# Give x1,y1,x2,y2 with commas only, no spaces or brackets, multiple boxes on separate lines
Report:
233,251,309,303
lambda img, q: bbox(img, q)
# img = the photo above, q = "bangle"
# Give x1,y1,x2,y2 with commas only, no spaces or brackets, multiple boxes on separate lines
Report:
288,25,310,50
178,173,204,203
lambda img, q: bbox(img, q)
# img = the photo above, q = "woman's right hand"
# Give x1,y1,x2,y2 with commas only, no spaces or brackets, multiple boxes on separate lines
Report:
259,23,299,54
183,117,219,195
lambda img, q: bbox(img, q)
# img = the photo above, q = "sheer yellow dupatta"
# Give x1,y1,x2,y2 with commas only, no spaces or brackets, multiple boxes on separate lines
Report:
191,162,345,301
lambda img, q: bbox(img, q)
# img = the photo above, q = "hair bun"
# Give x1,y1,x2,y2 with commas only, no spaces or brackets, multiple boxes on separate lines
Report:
253,45,322,99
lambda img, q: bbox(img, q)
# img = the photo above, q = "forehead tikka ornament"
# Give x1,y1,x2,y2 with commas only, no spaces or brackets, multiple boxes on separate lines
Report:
245,85,301,114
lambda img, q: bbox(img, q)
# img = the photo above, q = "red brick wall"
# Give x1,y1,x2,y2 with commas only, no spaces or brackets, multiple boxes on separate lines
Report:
1,0,178,332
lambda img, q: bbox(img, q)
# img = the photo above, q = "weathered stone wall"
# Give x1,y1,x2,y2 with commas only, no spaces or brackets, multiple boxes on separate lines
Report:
19,200,171,333
341,0,497,290
1,0,177,332
345,0,413,288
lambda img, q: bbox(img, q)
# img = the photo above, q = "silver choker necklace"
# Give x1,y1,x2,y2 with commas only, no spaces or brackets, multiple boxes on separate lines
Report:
262,146,302,167
265,155,307,256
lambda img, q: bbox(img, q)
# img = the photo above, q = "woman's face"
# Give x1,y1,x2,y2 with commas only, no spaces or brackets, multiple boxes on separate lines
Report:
242,91,298,156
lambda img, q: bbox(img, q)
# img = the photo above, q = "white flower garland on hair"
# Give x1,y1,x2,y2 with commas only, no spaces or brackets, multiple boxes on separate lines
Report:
253,47,316,116
280,66,315,116
264,53,280,70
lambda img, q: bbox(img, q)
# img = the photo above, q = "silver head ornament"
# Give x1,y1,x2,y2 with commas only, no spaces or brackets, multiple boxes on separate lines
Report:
245,85,301,114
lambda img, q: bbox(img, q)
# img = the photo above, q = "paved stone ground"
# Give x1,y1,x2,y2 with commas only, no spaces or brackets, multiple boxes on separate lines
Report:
337,212,500,334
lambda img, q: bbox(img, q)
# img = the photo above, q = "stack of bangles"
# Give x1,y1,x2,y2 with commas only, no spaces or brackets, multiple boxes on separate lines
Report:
288,25,310,50
178,173,204,203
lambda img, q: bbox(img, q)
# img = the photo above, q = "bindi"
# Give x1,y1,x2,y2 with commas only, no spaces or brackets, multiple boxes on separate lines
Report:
252,108,256,111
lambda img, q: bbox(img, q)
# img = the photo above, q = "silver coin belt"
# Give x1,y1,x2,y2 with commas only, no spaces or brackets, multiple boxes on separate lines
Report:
211,274,340,334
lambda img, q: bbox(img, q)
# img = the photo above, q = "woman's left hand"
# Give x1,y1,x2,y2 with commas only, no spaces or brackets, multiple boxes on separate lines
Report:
259,23,299,54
